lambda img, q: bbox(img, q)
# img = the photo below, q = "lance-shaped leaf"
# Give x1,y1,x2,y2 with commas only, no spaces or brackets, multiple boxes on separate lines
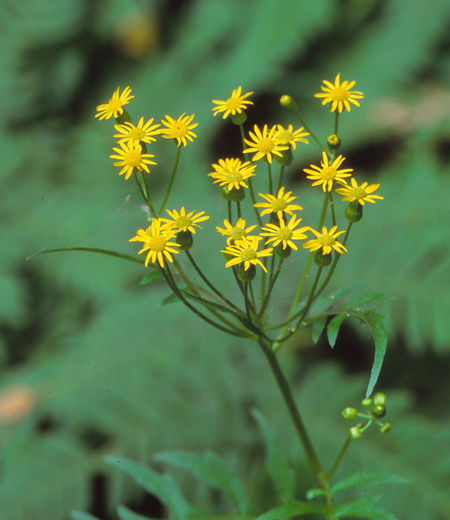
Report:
254,501,325,520
331,471,409,497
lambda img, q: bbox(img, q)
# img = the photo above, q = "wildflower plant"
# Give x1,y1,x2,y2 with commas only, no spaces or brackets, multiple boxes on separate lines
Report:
36,78,403,520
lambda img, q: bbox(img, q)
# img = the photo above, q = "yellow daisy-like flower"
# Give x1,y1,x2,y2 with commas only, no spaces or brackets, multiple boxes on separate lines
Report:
276,125,309,150
95,86,134,120
303,226,347,255
114,117,161,145
212,86,253,119
130,218,180,267
162,207,210,234
216,218,258,245
254,187,303,219
335,178,383,205
160,113,198,147
243,124,289,163
260,215,309,250
209,158,256,191
304,152,353,192
222,237,273,273
314,73,364,113
110,141,157,180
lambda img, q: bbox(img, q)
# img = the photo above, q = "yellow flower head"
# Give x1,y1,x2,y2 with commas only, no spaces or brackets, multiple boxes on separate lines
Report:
162,207,210,234
303,226,347,255
95,86,134,120
335,178,383,206
216,218,258,245
304,152,353,192
114,117,161,145
209,158,256,191
110,141,157,180
254,187,303,219
260,215,308,251
315,73,364,113
212,86,254,119
160,113,198,147
243,124,289,163
130,218,180,267
222,237,273,273
276,125,309,150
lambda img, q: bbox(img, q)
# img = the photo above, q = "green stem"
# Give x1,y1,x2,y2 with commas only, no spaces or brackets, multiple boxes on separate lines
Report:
329,191,336,227
277,164,285,193
294,113,326,153
134,171,156,217
158,146,182,216
267,161,273,194
334,111,339,136
326,438,352,481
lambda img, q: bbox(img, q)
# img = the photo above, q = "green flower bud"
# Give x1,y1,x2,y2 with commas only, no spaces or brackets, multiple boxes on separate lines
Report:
327,134,341,151
223,252,234,262
231,112,247,125
237,263,256,282
220,185,246,202
115,109,131,124
345,200,363,223
176,230,193,251
373,404,386,418
348,427,362,440
342,407,358,420
374,392,386,406
275,147,293,166
280,95,298,113
362,398,372,408
274,242,291,259
314,251,332,267
380,423,391,434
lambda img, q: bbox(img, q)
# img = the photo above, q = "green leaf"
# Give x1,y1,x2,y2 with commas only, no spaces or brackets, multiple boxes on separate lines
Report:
331,471,409,497
162,292,181,305
305,488,325,500
117,505,152,520
254,500,325,520
105,456,193,519
327,314,346,347
251,409,295,503
140,270,163,286
27,247,147,265
153,450,248,514
312,315,327,344
334,497,400,519
71,512,101,520
362,311,388,397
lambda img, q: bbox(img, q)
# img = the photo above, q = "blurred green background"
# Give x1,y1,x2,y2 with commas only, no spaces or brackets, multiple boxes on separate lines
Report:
1,0,450,519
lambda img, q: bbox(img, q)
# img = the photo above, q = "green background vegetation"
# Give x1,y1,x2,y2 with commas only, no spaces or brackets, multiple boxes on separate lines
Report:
1,0,450,519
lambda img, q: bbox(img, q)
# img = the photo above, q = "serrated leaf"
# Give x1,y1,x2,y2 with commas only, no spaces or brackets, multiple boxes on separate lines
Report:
331,471,409,497
334,497,400,520
254,500,325,520
327,314,346,347
251,409,295,503
153,450,248,514
105,456,193,519
140,270,163,286
312,315,327,343
305,488,325,500
117,505,152,520
71,512,101,520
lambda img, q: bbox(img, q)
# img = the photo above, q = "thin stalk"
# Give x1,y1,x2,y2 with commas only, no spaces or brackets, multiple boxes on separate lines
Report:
294,113,326,153
158,145,182,216
326,438,352,480
267,162,273,194
134,171,156,217
277,164,285,193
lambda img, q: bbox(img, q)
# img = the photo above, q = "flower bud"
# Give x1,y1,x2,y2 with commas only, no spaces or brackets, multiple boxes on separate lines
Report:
348,427,362,440
176,230,193,251
380,423,391,434
342,407,358,420
374,392,386,406
220,185,246,202
231,112,247,125
274,242,291,259
361,398,372,408
314,251,332,267
275,148,293,166
327,134,341,151
237,263,256,282
115,109,131,124
373,404,386,418
345,200,363,223
280,95,298,113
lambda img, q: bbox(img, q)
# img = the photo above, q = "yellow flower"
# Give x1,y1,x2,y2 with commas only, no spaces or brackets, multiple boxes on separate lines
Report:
243,124,289,163
315,73,364,113
303,226,347,255
162,207,210,234
216,218,258,245
95,86,134,120
222,237,273,273
209,158,256,191
304,152,352,192
130,219,180,267
260,215,308,250
114,117,161,145
110,141,157,180
212,86,253,119
160,113,198,147
335,178,383,205
254,187,302,219
276,125,309,149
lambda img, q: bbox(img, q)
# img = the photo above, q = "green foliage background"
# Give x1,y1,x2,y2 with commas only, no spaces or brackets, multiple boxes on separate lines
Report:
1,0,450,519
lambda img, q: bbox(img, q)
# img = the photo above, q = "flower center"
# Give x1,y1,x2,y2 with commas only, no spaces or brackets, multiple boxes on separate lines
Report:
176,216,192,230
257,138,275,153
318,234,335,247
332,87,349,101
277,130,291,141
277,228,293,241
171,122,188,137
240,247,257,262
129,127,146,140
321,166,336,180
231,227,245,240
226,98,242,110
226,169,244,183
108,99,124,113
126,150,143,167
271,198,287,212
350,187,366,199
148,236,167,252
